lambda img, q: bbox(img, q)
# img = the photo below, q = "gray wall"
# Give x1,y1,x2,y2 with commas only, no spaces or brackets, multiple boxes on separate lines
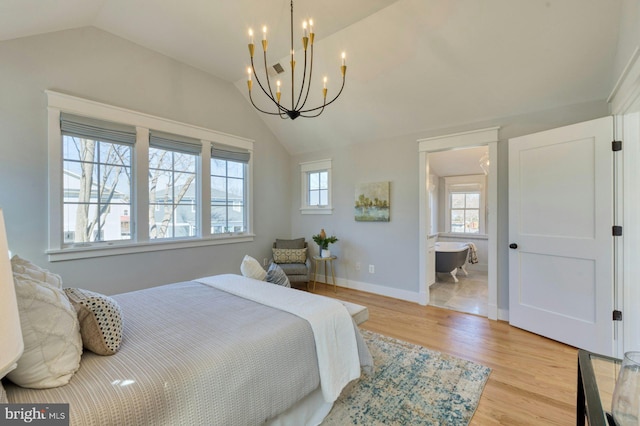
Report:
0,27,291,295
291,99,609,313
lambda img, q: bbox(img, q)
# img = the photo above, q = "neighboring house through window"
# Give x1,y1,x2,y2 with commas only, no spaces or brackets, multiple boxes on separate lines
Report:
300,159,332,215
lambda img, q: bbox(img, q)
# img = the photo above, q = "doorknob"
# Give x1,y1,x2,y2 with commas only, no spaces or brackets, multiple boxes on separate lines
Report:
509,243,518,249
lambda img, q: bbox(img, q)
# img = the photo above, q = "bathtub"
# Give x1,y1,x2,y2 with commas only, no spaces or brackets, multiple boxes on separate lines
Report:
435,242,469,283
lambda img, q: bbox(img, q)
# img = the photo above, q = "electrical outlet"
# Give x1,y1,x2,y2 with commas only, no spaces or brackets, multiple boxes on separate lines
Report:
369,264,375,274
355,262,361,271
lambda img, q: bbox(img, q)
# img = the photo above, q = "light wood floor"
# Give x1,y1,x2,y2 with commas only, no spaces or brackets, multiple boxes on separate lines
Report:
311,283,578,425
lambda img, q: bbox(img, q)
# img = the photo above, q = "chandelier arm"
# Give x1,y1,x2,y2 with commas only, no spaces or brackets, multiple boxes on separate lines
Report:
299,104,326,118
261,50,279,106
299,74,346,114
250,59,287,113
248,90,287,116
296,43,314,111
294,47,309,110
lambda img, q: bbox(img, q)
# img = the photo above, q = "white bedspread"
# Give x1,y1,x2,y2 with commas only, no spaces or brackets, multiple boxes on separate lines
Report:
195,274,361,403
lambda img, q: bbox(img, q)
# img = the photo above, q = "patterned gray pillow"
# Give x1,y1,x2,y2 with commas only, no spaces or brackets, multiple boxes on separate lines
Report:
265,262,291,287
64,288,123,356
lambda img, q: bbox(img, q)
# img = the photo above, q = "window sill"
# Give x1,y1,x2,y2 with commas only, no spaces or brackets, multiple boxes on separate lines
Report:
46,234,255,262
300,207,333,215
438,232,488,240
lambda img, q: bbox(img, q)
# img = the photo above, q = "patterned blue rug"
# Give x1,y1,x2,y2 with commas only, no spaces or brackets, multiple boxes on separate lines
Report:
322,330,491,425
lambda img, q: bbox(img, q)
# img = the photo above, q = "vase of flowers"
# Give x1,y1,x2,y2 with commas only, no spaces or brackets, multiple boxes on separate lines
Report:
312,229,338,258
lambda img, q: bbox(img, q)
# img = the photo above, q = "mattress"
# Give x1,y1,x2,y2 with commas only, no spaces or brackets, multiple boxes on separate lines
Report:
5,281,321,425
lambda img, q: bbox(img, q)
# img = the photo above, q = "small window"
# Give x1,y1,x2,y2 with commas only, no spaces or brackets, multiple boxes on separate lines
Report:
211,158,247,234
300,159,332,215
444,175,486,234
148,131,200,239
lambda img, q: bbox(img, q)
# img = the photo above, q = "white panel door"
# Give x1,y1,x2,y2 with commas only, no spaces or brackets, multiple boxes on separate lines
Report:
508,117,614,355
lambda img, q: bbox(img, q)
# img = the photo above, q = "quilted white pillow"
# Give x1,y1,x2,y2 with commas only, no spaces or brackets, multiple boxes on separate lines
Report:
7,273,82,389
0,381,7,403
11,255,63,289
240,255,267,281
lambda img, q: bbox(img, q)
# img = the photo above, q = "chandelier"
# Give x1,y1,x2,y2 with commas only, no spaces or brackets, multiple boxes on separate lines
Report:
246,0,347,120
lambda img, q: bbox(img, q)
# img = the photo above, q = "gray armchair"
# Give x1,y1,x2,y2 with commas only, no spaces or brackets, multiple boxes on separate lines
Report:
272,238,311,289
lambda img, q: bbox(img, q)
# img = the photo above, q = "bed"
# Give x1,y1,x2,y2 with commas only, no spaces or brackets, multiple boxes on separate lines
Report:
3,274,371,426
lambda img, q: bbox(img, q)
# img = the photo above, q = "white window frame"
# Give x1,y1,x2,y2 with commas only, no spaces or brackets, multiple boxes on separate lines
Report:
46,90,254,261
443,175,486,235
300,159,333,215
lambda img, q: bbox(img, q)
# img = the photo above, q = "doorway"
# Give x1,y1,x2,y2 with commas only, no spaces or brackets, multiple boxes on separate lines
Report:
428,146,489,316
417,128,499,320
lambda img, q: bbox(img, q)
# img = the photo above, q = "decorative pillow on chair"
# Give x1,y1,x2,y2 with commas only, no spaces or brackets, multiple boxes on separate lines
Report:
11,255,63,289
273,248,307,264
240,255,267,281
265,262,291,287
275,238,305,249
8,273,82,389
64,288,123,356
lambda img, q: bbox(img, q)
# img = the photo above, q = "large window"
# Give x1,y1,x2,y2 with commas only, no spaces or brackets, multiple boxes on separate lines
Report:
444,175,486,235
300,159,332,215
48,92,254,261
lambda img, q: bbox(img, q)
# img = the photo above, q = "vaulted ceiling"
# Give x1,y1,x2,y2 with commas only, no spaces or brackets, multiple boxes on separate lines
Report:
0,0,623,154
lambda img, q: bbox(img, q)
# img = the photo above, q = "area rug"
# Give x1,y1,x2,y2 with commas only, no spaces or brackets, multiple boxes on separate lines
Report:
322,330,491,425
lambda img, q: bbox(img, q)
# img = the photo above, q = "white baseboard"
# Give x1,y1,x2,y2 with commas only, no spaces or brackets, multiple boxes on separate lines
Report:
331,277,423,304
498,308,509,322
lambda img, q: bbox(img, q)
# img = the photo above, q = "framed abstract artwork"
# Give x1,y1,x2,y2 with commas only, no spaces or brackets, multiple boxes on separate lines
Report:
354,181,390,222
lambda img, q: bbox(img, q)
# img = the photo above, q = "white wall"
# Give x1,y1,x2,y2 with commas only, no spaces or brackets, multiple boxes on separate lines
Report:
291,100,609,311
0,27,291,295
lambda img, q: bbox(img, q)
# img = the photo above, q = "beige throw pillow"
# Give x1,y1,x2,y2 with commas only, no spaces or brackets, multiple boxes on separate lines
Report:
272,248,307,264
64,288,123,356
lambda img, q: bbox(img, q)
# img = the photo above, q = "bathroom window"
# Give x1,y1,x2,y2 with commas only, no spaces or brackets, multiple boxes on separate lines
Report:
444,175,486,234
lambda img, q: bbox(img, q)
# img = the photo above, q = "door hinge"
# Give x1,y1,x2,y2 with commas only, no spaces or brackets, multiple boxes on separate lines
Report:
613,226,623,236
612,140,622,151
613,310,623,321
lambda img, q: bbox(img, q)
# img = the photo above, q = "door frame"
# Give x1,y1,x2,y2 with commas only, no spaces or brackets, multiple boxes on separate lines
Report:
609,46,640,353
417,127,499,320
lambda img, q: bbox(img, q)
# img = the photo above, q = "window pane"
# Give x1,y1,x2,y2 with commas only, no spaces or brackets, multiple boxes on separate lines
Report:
319,189,328,206
174,172,196,205
149,148,172,170
211,206,227,233
319,171,328,189
228,177,243,199
466,193,480,209
227,161,244,179
451,193,465,208
174,152,196,172
211,159,226,176
465,210,480,233
451,209,465,233
309,190,320,206
150,205,175,238
99,142,130,167
309,172,320,190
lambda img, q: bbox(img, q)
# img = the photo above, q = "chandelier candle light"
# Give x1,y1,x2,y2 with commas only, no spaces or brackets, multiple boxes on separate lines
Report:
246,0,347,120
